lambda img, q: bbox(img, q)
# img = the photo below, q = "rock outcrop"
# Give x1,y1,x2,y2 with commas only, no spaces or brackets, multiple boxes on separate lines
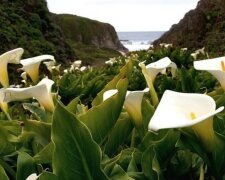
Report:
153,0,225,55
53,14,128,53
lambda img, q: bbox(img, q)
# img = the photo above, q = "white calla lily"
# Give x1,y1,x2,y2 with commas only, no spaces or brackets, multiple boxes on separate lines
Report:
143,57,177,82
124,88,149,128
26,173,39,180
149,90,224,151
20,55,55,83
43,60,56,73
3,78,55,112
103,88,149,129
0,89,8,113
0,48,24,87
194,56,225,89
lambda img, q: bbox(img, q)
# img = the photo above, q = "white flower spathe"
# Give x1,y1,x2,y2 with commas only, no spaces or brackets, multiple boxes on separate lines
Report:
103,88,149,128
26,173,39,180
3,78,55,112
20,55,55,83
149,90,223,131
194,56,225,89
140,57,177,82
0,48,24,87
148,90,224,151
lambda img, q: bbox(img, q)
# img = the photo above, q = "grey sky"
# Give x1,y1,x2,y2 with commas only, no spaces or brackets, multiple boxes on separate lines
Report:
46,0,199,31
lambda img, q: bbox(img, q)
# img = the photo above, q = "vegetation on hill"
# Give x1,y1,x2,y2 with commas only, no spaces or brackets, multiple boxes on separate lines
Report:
0,0,127,66
154,0,225,56
53,14,128,65
0,0,75,64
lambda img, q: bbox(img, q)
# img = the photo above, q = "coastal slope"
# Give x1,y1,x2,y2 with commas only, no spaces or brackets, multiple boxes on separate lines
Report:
53,14,128,65
153,0,225,55
0,0,127,65
0,0,75,63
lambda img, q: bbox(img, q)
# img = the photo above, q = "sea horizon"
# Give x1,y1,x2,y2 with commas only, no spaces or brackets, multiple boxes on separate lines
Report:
117,31,165,51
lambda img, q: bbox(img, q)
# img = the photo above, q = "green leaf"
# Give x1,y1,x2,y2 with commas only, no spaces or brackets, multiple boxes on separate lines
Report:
79,78,128,144
52,101,108,180
141,146,158,179
23,103,48,122
92,60,133,106
104,112,133,156
0,164,9,180
141,130,180,179
66,97,80,114
141,98,155,133
39,171,58,180
109,164,134,180
23,120,51,146
33,142,54,164
16,152,36,180
0,124,18,156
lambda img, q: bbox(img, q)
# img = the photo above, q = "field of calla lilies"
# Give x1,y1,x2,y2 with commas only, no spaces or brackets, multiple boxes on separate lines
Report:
0,46,225,180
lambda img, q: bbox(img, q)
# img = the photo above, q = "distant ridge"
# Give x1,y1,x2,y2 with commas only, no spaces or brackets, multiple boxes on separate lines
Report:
153,0,225,55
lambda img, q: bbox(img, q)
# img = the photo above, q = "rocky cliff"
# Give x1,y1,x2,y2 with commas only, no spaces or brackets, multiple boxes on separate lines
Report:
0,0,75,63
53,14,127,53
153,0,225,55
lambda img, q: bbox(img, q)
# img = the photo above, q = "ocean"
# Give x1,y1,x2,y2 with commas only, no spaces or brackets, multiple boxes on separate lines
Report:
117,31,165,51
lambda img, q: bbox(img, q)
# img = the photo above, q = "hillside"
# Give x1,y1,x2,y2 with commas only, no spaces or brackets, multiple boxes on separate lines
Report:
0,0,75,64
0,0,127,66
153,0,225,55
53,14,128,65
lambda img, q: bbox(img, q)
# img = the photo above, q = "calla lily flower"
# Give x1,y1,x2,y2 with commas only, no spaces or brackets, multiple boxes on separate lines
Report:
43,60,56,73
124,88,149,129
140,57,177,82
0,89,8,113
103,88,149,129
3,78,55,112
0,48,24,87
26,173,39,180
20,55,55,83
194,56,225,89
149,90,224,151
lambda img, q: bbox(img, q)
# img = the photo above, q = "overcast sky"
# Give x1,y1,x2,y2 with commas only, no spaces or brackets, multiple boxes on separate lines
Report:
46,0,199,32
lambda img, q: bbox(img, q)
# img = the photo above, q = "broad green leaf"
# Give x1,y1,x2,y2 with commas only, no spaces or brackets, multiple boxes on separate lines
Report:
39,171,58,180
141,146,158,179
52,101,108,180
127,172,147,180
0,124,18,156
34,142,54,164
23,103,48,122
92,60,133,106
79,78,128,144
66,97,80,114
16,152,36,180
109,164,134,180
104,112,133,156
0,164,9,180
141,98,155,133
141,130,180,179
23,120,51,146
127,155,138,172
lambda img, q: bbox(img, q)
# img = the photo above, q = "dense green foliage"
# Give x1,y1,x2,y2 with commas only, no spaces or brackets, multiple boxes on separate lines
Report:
0,46,225,179
0,0,75,63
